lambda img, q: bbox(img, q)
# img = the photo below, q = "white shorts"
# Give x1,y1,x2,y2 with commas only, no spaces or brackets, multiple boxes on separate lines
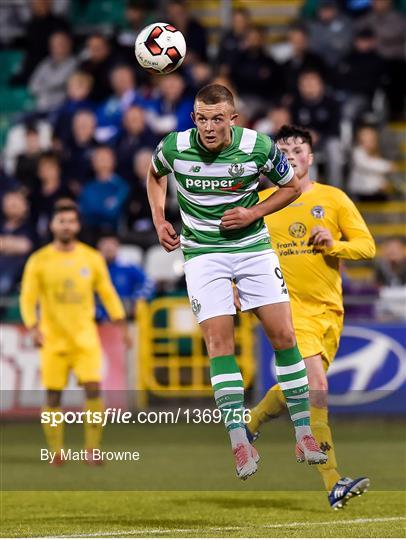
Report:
184,250,290,323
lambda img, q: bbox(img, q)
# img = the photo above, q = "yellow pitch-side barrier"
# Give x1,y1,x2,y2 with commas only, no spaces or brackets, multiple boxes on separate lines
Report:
135,297,256,405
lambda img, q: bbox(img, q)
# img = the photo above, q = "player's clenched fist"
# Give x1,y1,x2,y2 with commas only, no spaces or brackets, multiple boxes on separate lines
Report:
29,324,44,347
156,220,180,252
221,206,256,230
308,226,334,248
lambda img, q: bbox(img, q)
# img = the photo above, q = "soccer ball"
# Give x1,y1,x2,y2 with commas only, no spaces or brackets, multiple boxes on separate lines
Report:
135,22,186,74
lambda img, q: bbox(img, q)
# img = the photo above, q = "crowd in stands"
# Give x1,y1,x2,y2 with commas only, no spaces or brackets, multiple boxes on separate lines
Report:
0,0,405,318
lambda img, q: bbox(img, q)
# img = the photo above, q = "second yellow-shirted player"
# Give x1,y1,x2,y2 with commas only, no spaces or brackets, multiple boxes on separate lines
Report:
20,204,129,465
243,125,376,509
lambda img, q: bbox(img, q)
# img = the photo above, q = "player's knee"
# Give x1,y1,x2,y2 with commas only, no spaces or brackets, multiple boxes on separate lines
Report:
206,336,234,357
271,328,296,351
47,390,62,407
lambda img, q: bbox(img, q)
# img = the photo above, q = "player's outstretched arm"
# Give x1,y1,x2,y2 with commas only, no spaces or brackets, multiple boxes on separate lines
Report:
221,175,301,230
147,163,180,252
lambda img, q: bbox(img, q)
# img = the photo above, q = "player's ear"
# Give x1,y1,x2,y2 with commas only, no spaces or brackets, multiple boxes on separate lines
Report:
308,152,314,167
230,113,238,126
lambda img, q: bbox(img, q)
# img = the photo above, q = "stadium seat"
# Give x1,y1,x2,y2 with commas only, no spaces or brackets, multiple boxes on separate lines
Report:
70,0,126,28
117,244,144,266
144,245,184,283
0,88,35,113
0,50,23,86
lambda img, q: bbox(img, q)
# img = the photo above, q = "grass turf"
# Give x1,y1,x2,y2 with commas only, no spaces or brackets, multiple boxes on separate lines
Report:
1,418,405,537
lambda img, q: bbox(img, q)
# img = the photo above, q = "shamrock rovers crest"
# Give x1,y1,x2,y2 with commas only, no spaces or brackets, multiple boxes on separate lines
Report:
191,297,201,315
228,163,244,177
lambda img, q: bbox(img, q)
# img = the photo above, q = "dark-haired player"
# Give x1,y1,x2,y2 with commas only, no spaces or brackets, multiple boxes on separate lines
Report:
244,125,375,508
147,84,327,480
20,205,128,465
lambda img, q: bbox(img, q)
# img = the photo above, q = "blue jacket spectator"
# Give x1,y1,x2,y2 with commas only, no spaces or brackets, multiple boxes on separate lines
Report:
95,65,147,142
62,110,98,194
96,234,155,320
145,73,194,136
0,191,36,296
115,106,158,180
53,71,95,145
79,146,129,233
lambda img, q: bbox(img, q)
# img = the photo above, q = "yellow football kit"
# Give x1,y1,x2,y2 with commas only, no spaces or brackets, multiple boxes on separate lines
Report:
259,182,375,366
250,182,375,492
20,242,125,389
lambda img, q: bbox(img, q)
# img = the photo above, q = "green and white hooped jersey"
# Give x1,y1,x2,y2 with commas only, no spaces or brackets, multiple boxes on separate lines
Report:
151,126,294,260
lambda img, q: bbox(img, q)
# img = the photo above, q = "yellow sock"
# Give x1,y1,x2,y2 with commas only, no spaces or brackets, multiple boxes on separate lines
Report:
311,406,341,491
247,383,286,434
84,397,104,450
41,406,64,454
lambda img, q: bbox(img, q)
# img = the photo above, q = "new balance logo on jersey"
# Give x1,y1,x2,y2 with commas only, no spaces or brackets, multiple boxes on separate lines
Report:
185,178,235,190
189,165,201,173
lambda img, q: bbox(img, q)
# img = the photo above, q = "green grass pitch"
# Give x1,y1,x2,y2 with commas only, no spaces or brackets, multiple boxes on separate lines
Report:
1,418,405,537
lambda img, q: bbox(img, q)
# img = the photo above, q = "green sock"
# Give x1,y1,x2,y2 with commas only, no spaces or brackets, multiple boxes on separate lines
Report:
274,345,311,439
210,355,245,433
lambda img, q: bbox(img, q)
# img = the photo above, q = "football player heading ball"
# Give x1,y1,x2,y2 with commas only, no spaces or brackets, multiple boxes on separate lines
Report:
147,83,328,480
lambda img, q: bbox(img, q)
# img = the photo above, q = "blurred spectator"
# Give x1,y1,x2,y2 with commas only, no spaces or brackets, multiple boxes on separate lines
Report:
336,29,385,123
62,110,98,194
282,24,328,100
4,121,52,177
357,0,406,59
53,71,95,145
375,237,406,286
187,61,213,92
216,8,252,75
79,146,129,239
254,106,292,137
0,191,35,296
30,152,72,243
78,33,115,103
115,106,157,180
348,124,395,199
146,73,194,135
357,0,406,119
14,125,43,193
308,0,353,67
96,233,155,320
166,0,208,62
10,0,70,85
0,0,30,48
28,31,77,112
115,0,156,67
0,169,20,201
96,65,146,142
230,27,283,116
125,148,155,245
292,70,343,186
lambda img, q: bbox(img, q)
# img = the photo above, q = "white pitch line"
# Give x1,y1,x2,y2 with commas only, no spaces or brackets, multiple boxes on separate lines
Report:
51,516,406,538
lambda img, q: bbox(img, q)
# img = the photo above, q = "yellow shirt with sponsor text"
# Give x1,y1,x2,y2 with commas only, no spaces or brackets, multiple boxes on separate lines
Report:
259,182,375,317
20,242,125,352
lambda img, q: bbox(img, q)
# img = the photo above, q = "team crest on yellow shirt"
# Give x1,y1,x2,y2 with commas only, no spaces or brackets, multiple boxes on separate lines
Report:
288,222,307,238
311,205,325,219
80,267,90,277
